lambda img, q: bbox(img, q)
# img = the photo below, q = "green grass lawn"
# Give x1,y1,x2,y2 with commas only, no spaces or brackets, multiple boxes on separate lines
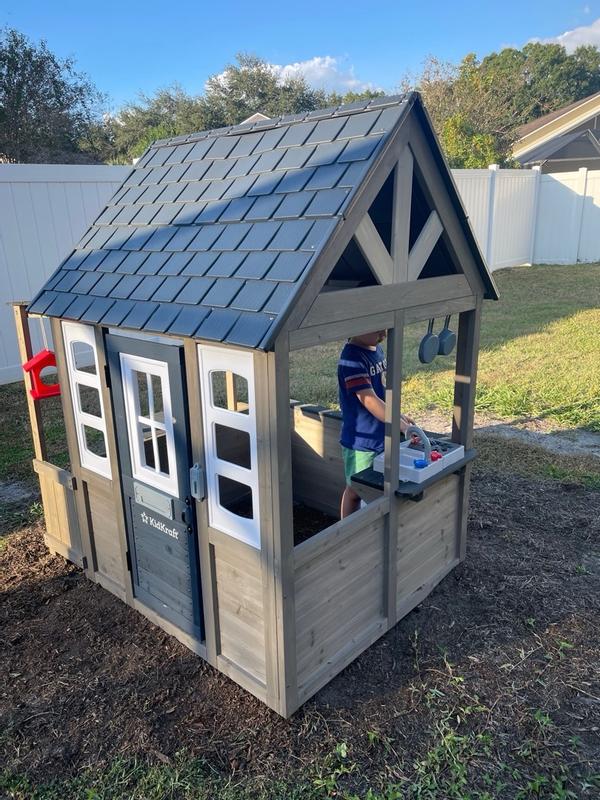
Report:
290,263,600,432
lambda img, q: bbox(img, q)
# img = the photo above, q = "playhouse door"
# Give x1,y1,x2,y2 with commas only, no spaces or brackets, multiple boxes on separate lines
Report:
105,334,203,640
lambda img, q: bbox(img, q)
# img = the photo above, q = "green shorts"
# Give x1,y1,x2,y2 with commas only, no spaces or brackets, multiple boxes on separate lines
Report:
342,446,377,486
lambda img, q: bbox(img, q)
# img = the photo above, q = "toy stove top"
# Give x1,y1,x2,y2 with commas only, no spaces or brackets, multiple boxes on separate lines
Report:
373,435,465,484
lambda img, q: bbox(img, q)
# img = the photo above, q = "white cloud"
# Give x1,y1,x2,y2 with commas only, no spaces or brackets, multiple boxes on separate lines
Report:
272,56,380,94
533,16,600,52
208,55,380,95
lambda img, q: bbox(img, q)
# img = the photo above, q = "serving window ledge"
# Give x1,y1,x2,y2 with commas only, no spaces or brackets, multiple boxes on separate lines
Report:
351,448,477,501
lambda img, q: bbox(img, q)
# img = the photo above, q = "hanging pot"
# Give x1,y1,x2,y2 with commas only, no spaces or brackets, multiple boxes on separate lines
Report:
418,319,439,364
437,316,456,356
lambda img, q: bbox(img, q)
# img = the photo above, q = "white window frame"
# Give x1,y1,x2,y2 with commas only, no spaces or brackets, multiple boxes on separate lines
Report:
119,353,179,497
62,321,112,479
198,345,260,549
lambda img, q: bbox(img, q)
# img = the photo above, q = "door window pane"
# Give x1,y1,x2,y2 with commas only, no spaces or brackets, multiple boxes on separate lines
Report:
135,370,150,417
157,432,170,475
151,374,164,417
142,426,155,469
215,424,251,469
218,475,253,519
78,384,101,417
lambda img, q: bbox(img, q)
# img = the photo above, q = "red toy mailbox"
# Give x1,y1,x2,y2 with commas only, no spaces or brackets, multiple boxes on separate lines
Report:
22,349,61,400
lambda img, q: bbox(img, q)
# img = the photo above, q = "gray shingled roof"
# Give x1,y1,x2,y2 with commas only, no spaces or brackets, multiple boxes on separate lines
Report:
29,94,413,349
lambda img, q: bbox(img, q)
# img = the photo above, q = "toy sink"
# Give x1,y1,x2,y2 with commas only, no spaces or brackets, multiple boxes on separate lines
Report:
373,428,465,484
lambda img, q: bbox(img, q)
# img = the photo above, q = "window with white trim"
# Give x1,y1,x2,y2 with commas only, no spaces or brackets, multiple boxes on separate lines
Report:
62,321,112,479
198,345,260,549
119,353,178,497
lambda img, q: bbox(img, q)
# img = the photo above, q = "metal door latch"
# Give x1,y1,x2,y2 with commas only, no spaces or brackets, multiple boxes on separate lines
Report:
189,463,206,502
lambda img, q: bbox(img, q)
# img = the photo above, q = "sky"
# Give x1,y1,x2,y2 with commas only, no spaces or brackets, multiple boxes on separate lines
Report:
3,0,600,110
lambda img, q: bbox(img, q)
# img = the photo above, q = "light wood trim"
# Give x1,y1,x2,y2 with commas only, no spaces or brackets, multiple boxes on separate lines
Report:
392,146,413,283
354,213,394,284
12,303,47,461
184,338,218,664
407,210,443,281
383,310,404,623
301,274,472,328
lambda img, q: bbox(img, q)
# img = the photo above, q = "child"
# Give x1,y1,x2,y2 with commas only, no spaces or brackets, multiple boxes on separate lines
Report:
338,331,413,518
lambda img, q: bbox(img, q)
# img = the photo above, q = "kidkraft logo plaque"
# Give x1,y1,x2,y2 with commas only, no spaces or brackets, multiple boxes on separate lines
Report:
140,510,179,540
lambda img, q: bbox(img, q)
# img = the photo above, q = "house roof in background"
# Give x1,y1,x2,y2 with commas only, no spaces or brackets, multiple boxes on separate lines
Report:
519,128,600,165
29,92,496,349
516,91,600,141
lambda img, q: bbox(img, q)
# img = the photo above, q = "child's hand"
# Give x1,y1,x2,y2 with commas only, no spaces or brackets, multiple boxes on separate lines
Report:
400,414,415,434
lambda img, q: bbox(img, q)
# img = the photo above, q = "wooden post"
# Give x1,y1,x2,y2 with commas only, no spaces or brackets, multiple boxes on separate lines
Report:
256,336,298,716
225,370,238,411
451,297,482,560
383,314,404,624
12,303,47,462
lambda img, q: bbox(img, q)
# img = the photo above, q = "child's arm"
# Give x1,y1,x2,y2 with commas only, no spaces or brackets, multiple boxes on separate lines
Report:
356,389,414,432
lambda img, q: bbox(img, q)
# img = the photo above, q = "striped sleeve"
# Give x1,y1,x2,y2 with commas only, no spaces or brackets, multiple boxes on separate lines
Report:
339,356,372,394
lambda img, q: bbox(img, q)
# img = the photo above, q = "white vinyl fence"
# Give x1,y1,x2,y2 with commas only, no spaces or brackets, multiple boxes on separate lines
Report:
453,165,600,269
0,164,129,383
1,162,599,384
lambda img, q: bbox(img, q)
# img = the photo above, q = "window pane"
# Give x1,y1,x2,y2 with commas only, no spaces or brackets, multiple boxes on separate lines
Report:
78,384,101,417
218,475,253,519
211,370,249,413
215,424,251,469
142,425,155,469
151,374,164,418
157,431,170,475
135,371,150,417
84,425,107,457
71,342,96,374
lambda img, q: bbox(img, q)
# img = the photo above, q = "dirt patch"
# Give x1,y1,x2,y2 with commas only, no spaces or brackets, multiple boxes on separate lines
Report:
1,468,599,796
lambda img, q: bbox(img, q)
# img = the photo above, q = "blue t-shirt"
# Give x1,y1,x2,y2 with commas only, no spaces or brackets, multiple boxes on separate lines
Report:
338,342,387,453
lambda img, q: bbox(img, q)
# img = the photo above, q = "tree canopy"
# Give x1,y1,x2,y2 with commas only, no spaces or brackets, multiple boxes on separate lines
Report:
0,28,107,163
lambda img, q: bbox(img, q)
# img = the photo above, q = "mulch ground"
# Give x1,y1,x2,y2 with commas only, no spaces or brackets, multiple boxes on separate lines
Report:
1,467,599,796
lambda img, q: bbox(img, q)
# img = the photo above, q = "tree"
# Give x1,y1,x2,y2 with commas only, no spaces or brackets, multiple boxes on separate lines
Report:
0,28,107,163
107,85,209,162
201,53,328,128
402,43,600,168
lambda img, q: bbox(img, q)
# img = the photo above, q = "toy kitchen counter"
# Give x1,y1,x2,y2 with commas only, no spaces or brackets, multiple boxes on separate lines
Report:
351,427,476,502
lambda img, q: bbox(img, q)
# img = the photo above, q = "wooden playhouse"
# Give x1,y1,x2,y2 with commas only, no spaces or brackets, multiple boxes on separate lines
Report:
17,92,497,717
